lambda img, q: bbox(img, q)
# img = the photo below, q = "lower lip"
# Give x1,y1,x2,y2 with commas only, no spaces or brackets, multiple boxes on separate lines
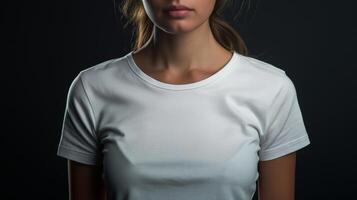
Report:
166,9,192,18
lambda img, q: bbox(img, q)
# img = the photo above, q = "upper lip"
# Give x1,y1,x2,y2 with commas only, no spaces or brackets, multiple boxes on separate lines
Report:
164,4,193,11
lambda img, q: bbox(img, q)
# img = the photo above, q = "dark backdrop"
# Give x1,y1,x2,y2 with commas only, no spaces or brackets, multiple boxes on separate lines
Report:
2,0,356,199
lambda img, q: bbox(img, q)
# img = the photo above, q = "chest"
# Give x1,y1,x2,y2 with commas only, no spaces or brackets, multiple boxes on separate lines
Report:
97,91,262,193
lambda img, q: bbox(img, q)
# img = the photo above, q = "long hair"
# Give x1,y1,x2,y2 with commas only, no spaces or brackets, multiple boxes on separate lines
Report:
117,0,249,56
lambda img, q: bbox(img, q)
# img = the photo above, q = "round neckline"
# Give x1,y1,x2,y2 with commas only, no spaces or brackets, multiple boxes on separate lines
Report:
126,50,240,91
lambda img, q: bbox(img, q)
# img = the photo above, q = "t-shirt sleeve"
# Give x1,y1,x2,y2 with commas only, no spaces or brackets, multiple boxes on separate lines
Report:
56,72,100,165
258,73,311,161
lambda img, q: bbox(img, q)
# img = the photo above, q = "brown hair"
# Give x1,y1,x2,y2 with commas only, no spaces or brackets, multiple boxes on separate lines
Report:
117,0,249,56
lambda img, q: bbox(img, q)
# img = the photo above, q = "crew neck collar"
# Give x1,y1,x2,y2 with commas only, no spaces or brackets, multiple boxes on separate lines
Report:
126,50,240,91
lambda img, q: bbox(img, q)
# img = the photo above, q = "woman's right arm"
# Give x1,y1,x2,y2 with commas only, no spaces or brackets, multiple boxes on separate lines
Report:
67,160,107,200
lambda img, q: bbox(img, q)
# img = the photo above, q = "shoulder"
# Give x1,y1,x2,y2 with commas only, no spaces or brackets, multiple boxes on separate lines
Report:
71,53,133,91
79,54,129,82
238,54,286,79
65,53,131,100
237,53,295,92
232,53,299,108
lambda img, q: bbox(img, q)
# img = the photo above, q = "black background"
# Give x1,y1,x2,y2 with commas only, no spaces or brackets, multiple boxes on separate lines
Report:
2,0,356,199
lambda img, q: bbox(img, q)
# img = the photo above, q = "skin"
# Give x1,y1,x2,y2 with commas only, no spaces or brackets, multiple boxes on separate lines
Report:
133,0,233,84
258,152,297,200
68,0,297,199
68,160,106,200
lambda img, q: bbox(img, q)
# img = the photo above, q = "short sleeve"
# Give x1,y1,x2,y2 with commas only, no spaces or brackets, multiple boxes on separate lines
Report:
259,73,311,161
56,72,100,165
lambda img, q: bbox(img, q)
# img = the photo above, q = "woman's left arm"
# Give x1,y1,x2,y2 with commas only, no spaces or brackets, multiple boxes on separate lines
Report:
257,152,296,200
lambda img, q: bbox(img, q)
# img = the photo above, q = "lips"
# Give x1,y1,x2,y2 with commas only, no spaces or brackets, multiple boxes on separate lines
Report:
164,4,194,11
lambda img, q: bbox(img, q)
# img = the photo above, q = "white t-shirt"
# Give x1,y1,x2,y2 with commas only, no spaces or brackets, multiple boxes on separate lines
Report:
57,50,311,200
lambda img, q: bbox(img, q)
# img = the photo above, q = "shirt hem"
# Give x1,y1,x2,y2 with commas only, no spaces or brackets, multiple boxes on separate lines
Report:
57,145,99,165
259,135,311,161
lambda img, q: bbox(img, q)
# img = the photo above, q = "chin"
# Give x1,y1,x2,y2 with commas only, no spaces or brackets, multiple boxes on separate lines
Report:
158,20,205,35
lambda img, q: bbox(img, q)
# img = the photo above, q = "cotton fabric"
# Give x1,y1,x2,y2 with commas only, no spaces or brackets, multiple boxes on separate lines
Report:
57,51,311,200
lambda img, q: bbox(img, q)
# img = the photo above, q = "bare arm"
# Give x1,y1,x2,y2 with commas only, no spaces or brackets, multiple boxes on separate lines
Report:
67,160,107,200
257,152,296,200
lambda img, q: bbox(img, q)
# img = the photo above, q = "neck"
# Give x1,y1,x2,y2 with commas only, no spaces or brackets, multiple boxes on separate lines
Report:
136,20,231,72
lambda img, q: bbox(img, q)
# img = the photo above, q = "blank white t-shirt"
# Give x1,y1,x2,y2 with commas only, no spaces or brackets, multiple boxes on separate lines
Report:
57,51,311,200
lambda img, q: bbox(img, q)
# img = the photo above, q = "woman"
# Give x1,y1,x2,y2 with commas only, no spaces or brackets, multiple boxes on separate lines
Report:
56,0,311,200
